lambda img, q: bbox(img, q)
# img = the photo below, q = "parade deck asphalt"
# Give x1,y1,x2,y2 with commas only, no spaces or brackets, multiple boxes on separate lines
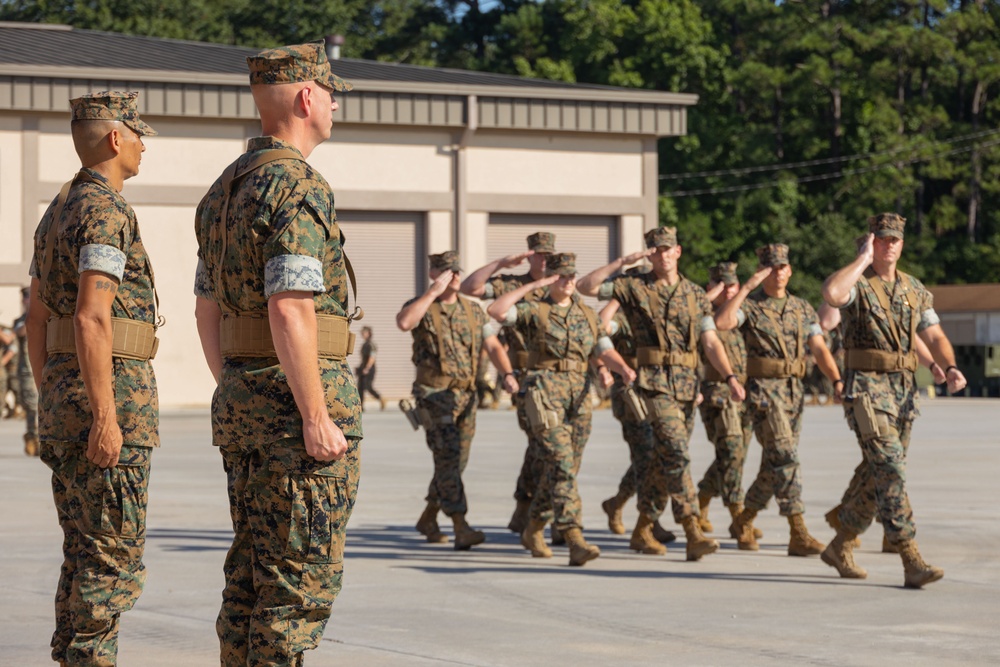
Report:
2,399,998,666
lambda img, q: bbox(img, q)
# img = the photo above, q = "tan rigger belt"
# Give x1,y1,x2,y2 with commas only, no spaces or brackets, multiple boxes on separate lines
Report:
746,356,807,379
526,352,588,373
46,317,158,361
845,349,918,373
508,350,530,371
415,366,475,391
635,346,698,369
219,313,355,360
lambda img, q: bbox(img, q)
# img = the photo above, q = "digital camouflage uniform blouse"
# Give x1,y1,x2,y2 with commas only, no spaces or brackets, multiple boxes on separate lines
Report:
194,136,361,445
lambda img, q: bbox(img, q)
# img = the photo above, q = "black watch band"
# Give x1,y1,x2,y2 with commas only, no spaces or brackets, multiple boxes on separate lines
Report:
945,365,958,374
725,374,737,383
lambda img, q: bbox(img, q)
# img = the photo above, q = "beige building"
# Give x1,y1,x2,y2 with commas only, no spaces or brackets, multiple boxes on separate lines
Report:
0,22,697,405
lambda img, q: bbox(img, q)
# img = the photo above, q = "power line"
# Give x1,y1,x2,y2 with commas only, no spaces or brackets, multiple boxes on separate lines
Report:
658,127,1000,181
661,137,1000,198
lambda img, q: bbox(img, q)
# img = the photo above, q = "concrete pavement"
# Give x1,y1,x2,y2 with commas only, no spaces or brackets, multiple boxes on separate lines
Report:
2,399,998,666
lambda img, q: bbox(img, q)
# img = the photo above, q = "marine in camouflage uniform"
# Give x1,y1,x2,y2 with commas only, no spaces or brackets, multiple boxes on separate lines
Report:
397,251,515,550
694,263,756,537
489,253,635,566
821,214,966,588
193,42,362,665
579,227,746,561
460,232,554,534
717,244,840,557
26,91,159,667
598,277,678,546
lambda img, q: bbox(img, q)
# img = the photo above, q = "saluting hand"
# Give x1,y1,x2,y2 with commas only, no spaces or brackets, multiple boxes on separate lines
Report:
857,233,875,265
744,265,773,292
499,251,534,269
427,270,455,298
620,248,654,266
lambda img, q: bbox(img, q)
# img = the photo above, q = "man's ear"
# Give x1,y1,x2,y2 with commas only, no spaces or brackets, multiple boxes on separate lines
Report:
298,85,313,117
107,127,123,156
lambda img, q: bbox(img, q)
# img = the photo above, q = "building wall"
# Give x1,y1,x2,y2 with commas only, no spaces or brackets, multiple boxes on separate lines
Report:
1,110,657,406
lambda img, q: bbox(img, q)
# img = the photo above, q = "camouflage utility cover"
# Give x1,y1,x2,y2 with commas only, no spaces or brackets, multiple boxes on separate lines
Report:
869,212,906,239
756,243,790,267
247,41,353,92
644,226,677,248
31,168,159,447
194,136,361,445
709,262,738,285
70,91,157,137
546,252,576,276
527,232,556,253
429,250,461,272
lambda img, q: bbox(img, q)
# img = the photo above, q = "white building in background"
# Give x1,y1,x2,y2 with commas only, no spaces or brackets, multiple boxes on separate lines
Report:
0,22,697,405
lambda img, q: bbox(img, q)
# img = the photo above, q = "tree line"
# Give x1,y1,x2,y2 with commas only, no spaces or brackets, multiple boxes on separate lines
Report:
4,0,998,300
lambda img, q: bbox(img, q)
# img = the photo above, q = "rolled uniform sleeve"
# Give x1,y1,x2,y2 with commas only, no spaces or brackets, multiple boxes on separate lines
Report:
840,285,858,308
499,305,518,327
481,282,496,300
700,315,717,334
594,335,614,355
76,206,132,281
735,308,747,328
193,258,213,299
483,320,501,339
263,179,331,298
79,244,126,280
597,280,615,301
919,308,940,331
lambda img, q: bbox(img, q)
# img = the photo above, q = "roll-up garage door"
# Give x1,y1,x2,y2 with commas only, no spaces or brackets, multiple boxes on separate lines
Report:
487,214,618,310
338,211,424,401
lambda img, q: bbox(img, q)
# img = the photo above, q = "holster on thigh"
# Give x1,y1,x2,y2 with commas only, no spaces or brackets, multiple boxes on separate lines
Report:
718,400,743,438
524,386,561,434
764,403,793,441
851,394,896,442
621,385,649,423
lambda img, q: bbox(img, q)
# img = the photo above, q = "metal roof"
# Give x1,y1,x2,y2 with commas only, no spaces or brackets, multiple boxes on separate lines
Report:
929,284,1000,314
0,21,642,93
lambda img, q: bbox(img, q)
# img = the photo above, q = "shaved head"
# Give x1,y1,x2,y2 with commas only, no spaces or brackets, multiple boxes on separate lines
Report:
71,119,123,165
251,82,309,125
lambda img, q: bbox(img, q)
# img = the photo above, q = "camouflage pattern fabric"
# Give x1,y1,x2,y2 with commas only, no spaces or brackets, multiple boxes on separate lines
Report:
408,296,490,516
40,442,150,667
195,135,362,664
218,437,359,666
607,273,711,399
486,273,549,505
834,271,936,544
31,168,159,448
194,137,362,445
511,297,601,530
737,291,819,516
14,314,38,437
247,41,353,92
697,327,751,505
603,275,713,523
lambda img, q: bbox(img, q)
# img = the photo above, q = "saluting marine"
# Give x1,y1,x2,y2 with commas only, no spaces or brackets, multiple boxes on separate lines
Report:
715,244,841,556
397,251,518,550
488,253,636,566
821,214,967,588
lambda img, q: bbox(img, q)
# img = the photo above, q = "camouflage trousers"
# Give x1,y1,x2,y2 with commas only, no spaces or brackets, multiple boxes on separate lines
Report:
511,386,546,504
696,393,752,506
744,397,805,516
416,387,477,517
529,372,592,531
836,403,916,544
634,389,699,524
40,442,151,667
218,436,360,667
20,371,38,437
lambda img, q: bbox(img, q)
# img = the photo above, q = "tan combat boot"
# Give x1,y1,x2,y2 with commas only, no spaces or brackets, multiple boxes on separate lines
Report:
601,493,628,535
682,515,719,561
563,528,600,566
629,515,667,555
550,524,566,546
520,518,552,558
821,529,867,579
881,533,898,553
507,499,531,534
23,433,39,457
898,540,944,588
451,514,486,551
697,492,714,533
730,507,759,551
824,504,861,548
787,513,825,556
415,502,448,543
727,503,763,539
651,520,677,544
